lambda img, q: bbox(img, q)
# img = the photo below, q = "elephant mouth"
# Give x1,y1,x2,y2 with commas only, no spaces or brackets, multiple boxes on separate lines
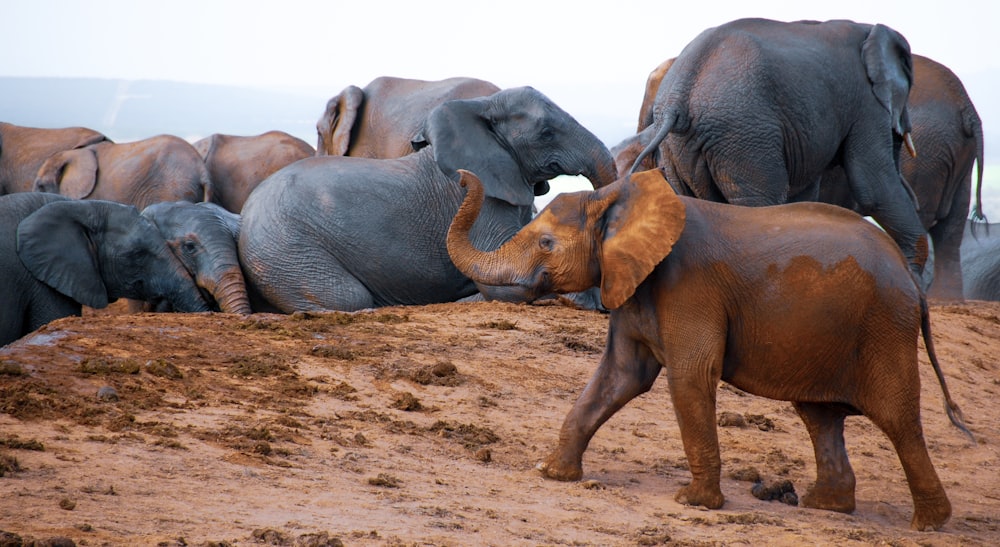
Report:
476,282,548,304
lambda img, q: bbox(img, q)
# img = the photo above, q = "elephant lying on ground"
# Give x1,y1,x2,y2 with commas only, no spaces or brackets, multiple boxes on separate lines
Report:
629,18,928,276
0,122,109,195
241,86,618,312
447,168,971,531
961,221,1000,300
193,131,314,213
33,134,212,210
0,193,210,346
316,76,500,158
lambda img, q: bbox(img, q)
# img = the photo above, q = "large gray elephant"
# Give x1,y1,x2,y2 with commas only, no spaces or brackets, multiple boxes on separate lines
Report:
33,134,212,210
141,201,254,314
818,54,986,300
446,169,969,531
316,76,500,158
193,131,314,213
0,122,109,195
1,193,211,346
241,86,618,312
630,18,928,274
961,221,1000,300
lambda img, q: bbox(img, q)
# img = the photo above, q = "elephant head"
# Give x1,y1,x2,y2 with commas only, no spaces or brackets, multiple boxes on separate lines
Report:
141,201,251,314
16,199,211,312
447,169,686,309
315,85,364,156
33,146,100,198
419,87,618,205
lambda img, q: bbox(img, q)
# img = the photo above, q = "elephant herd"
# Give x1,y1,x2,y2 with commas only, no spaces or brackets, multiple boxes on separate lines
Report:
0,17,989,530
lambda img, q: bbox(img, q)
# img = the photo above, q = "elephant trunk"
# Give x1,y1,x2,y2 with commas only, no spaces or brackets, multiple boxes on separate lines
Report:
202,265,252,315
585,144,620,189
447,171,545,301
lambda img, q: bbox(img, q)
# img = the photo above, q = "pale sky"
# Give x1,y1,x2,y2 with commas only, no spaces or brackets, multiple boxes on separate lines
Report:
4,0,998,207
4,1,996,91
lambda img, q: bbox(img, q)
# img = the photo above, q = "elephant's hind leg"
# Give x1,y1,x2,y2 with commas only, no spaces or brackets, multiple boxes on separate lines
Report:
865,401,951,530
793,402,856,513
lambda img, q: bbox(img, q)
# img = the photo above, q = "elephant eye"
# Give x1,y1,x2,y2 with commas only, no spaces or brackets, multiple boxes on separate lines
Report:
539,128,554,142
539,235,555,252
181,238,198,255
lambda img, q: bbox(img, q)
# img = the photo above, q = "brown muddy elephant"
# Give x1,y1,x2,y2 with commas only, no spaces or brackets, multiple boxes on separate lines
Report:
316,76,500,158
446,169,972,531
0,122,109,195
628,18,928,276
33,134,212,210
818,54,987,300
193,130,314,213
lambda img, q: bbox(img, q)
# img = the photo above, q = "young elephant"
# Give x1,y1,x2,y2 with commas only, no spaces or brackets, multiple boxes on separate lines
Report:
446,169,971,531
1,193,211,346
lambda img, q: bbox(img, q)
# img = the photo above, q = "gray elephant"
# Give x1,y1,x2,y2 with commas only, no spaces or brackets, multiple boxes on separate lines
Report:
0,122,109,195
141,201,255,314
193,131,314,213
630,18,927,274
316,76,500,158
1,193,211,347
241,86,618,312
961,221,1000,300
446,169,969,531
33,134,212,210
818,54,987,300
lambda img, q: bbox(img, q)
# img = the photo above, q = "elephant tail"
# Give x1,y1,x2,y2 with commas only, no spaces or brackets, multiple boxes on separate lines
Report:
966,105,988,236
629,108,678,175
921,296,975,443
198,160,215,204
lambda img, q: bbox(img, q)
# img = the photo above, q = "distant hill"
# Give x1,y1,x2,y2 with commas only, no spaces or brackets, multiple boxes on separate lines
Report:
0,77,327,145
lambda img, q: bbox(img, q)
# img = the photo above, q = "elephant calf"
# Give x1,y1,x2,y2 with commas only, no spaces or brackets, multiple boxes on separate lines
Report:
446,169,971,531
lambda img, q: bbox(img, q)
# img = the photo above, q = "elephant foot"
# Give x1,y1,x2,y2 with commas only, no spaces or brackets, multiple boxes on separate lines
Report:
801,484,856,514
537,452,583,482
910,495,951,531
674,481,725,509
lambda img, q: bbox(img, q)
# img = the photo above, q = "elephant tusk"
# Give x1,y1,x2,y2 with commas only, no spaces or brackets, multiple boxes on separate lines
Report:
904,132,917,158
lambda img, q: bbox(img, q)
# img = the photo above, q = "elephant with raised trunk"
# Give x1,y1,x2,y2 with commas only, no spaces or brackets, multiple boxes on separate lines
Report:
193,131,314,213
1,193,211,346
33,134,212,210
447,168,970,531
316,76,500,158
630,18,928,275
0,122,109,195
241,86,618,312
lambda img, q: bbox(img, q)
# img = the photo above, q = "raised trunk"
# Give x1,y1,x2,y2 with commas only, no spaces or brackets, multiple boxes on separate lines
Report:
447,170,536,290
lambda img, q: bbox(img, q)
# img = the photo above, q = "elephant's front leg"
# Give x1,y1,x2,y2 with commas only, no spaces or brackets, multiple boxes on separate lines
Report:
539,336,661,481
668,367,725,509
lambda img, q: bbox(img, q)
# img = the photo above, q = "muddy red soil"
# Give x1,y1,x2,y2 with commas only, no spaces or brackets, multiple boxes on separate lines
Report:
1,299,998,546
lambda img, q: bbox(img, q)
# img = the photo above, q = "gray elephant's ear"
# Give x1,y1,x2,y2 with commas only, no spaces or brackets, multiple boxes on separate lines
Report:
320,85,364,156
597,169,686,309
426,98,534,207
862,24,913,136
16,200,109,308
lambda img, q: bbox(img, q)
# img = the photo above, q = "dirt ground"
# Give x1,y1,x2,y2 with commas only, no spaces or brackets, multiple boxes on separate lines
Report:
0,298,998,546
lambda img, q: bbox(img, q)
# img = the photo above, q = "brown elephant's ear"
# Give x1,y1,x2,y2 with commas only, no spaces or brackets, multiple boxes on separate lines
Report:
36,148,99,199
598,169,686,309
321,85,364,156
